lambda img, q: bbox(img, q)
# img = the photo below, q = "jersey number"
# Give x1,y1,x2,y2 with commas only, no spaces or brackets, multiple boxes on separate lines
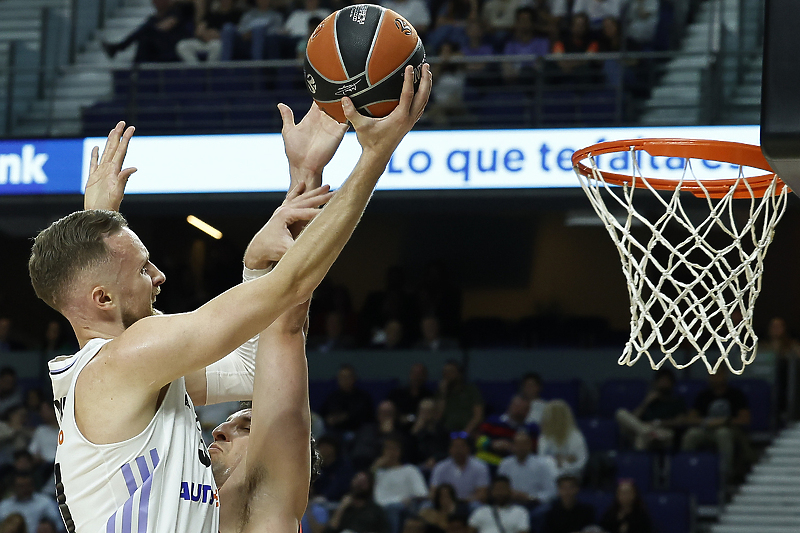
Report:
54,463,76,533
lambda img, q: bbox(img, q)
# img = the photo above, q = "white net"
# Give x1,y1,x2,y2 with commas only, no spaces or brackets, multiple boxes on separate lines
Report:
575,146,789,374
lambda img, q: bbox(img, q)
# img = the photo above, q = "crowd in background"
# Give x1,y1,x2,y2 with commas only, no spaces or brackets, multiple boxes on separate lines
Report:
101,0,668,64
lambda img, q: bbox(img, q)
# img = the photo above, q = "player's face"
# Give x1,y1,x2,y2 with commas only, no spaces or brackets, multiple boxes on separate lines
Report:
209,409,251,487
105,228,165,329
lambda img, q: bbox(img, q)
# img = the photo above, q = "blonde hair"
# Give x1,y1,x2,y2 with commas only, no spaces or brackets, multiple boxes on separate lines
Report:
539,400,576,447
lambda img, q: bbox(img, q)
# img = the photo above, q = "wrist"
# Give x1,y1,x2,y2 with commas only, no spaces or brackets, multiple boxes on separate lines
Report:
289,165,323,186
243,264,273,280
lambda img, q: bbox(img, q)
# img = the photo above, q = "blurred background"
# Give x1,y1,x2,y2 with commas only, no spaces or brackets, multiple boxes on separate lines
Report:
0,1,798,533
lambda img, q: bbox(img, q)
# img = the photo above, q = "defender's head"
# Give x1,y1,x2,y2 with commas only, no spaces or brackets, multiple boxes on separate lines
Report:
29,210,165,332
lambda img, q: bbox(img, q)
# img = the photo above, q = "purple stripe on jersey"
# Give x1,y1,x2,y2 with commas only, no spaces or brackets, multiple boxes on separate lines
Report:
121,463,138,496
137,468,156,533
107,512,116,533
135,456,150,481
149,448,160,468
121,492,134,533
49,358,78,375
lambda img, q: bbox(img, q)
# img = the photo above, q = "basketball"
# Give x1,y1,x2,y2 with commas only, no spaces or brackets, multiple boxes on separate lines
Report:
303,4,426,123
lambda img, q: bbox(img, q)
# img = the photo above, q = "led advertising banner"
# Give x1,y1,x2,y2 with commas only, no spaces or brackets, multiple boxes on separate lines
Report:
0,125,760,196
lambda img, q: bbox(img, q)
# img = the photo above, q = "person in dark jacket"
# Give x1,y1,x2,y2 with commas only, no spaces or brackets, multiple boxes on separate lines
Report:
542,475,595,533
599,479,653,533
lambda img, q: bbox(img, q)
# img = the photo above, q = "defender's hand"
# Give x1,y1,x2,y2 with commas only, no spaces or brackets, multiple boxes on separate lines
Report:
278,102,349,184
84,121,137,211
341,63,431,161
243,182,334,270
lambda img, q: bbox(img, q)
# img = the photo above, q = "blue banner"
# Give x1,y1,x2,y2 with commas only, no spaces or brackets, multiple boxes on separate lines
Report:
0,139,84,195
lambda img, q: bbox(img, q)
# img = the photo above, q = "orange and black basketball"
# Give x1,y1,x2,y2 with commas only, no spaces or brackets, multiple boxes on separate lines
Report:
303,4,426,123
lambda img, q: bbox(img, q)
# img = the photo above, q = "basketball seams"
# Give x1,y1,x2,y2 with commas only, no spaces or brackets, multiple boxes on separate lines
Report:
332,9,350,79
368,38,423,88
363,7,387,86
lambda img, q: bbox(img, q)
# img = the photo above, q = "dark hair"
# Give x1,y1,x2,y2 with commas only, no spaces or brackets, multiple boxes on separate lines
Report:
603,479,649,522
433,484,457,510
521,372,542,386
515,6,536,21
29,210,129,311
654,368,676,384
316,434,340,455
0,367,16,378
444,359,464,375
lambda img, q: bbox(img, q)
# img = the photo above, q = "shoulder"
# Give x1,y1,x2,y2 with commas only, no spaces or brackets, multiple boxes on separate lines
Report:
498,457,513,470
468,457,489,472
469,505,491,521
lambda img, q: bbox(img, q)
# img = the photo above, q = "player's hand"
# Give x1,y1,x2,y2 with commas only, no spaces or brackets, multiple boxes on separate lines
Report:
243,182,334,270
341,63,431,161
279,102,349,185
84,121,137,211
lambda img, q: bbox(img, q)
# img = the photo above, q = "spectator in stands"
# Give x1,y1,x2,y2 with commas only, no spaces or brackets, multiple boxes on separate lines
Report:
360,266,417,347
0,472,61,533
502,7,551,83
382,0,431,35
325,471,391,533
352,400,409,469
542,475,595,533
681,368,752,481
372,319,407,350
411,398,449,468
475,395,538,465
283,0,330,39
766,316,800,420
0,514,26,533
462,18,494,83
0,369,22,417
615,368,686,450
312,311,356,352
430,434,490,502
481,0,525,33
388,363,433,424
294,15,324,58
426,0,477,64
625,0,661,50
22,390,43,429
0,320,23,352
36,520,59,533
538,400,588,477
224,0,285,59
302,492,329,533
436,360,484,433
468,476,530,533
419,484,470,533
519,372,547,424
28,403,57,481
572,0,624,30
238,0,284,36
401,516,428,533
0,407,33,467
320,364,375,434
372,436,429,533
102,0,195,62
551,12,599,82
315,434,356,502
598,479,652,533
177,0,243,62
416,315,459,351
427,41,468,126
498,431,558,506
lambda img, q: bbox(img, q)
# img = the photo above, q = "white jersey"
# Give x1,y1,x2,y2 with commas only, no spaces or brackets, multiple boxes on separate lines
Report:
49,338,219,533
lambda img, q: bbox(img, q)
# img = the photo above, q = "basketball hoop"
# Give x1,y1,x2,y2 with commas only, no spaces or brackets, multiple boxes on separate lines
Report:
572,139,790,374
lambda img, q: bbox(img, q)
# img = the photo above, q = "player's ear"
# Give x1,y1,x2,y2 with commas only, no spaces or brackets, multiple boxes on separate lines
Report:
91,286,115,310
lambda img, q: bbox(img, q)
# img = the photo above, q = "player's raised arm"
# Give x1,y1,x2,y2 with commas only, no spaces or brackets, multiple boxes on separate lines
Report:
88,64,432,395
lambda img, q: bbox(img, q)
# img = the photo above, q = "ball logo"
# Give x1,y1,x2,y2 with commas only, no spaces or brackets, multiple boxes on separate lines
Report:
350,5,368,24
310,21,324,41
394,18,412,35
335,81,360,96
306,73,317,94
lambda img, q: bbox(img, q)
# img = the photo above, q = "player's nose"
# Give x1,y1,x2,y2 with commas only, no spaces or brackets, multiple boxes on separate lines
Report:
149,262,166,286
212,423,230,442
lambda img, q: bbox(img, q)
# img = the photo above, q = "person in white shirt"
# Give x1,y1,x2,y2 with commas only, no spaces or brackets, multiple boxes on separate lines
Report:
382,0,431,34
0,472,62,533
283,0,331,39
537,400,588,477
572,0,624,28
519,373,547,425
372,437,428,533
28,403,58,465
430,436,491,502
498,431,558,505
625,0,660,48
468,477,530,533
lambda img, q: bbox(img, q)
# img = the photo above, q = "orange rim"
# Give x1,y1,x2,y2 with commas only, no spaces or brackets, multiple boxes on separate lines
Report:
572,139,788,199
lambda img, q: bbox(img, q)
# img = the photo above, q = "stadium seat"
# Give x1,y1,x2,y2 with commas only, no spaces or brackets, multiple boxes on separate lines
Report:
615,451,654,491
599,379,649,417
539,91,579,127
578,89,618,126
542,380,581,415
209,67,260,95
163,68,207,95
474,380,517,415
577,417,618,451
642,492,691,533
674,379,706,409
577,491,611,521
736,379,772,432
669,452,719,505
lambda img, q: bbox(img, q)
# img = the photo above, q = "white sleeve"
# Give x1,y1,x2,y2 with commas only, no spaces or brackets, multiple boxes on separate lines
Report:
468,507,488,530
408,466,430,498
203,265,270,405
512,507,530,533
535,457,558,502
568,430,589,472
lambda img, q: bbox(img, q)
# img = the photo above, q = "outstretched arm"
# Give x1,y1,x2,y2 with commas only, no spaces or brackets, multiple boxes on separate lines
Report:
95,64,432,411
